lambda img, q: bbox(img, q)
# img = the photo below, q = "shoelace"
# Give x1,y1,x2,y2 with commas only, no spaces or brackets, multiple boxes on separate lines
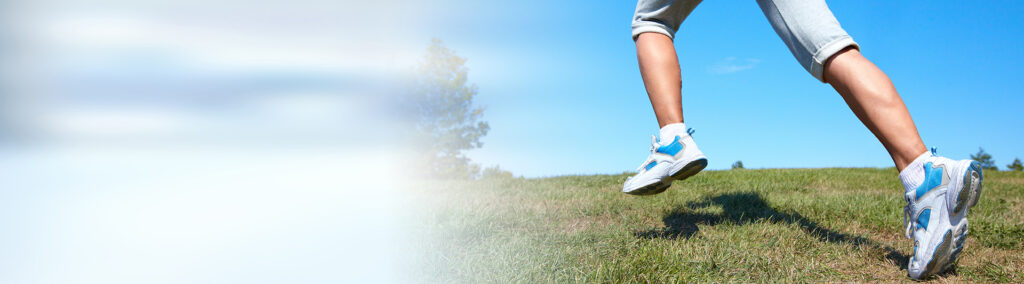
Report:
903,146,940,239
903,196,914,239
634,128,695,172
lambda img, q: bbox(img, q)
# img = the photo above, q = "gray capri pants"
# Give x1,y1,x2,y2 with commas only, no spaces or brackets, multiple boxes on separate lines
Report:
632,0,859,82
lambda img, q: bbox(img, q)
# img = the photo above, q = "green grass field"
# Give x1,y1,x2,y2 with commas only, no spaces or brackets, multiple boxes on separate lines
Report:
413,168,1024,282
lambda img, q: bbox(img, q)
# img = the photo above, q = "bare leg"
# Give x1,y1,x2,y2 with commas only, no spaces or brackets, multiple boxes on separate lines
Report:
825,47,927,171
635,33,684,128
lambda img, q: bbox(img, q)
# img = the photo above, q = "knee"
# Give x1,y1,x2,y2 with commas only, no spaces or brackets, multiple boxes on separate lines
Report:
822,46,860,83
826,49,900,104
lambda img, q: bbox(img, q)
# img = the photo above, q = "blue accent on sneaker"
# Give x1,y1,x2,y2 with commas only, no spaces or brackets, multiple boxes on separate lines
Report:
645,161,657,171
916,162,943,199
655,136,683,156
918,209,930,231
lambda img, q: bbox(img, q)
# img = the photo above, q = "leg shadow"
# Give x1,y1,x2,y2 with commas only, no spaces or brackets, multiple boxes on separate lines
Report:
634,192,909,270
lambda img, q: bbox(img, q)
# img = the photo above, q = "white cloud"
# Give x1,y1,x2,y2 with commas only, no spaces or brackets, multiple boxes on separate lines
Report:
3,1,429,144
708,56,761,74
41,107,196,136
37,16,421,75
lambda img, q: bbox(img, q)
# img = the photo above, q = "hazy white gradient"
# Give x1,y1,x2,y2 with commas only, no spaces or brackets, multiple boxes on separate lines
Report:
0,148,412,283
0,0,436,282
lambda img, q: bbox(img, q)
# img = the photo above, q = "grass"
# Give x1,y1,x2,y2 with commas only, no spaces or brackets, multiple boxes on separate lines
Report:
411,168,1024,282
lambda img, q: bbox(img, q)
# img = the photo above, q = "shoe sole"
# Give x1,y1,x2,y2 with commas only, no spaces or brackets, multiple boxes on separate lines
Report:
952,161,983,216
626,158,707,196
943,161,983,273
920,230,954,278
943,221,969,273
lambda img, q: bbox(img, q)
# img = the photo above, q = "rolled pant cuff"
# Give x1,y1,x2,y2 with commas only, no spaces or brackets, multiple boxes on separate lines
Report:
632,25,675,41
810,36,859,82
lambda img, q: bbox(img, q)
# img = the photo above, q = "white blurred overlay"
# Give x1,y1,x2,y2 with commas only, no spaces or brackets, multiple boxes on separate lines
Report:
0,0,428,282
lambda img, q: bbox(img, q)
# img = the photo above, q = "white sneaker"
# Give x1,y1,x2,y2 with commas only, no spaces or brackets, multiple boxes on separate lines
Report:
622,129,707,195
902,153,983,279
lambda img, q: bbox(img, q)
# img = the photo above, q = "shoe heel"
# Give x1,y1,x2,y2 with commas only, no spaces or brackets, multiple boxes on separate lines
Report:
967,162,983,209
953,161,983,216
626,181,671,196
670,158,707,181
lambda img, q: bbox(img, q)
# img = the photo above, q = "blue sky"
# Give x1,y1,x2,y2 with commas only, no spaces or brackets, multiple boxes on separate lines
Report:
0,1,1019,282
414,1,1024,177
1,1,1020,179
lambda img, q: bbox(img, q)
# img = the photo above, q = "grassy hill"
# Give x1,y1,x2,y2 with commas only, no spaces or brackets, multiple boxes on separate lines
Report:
413,168,1024,282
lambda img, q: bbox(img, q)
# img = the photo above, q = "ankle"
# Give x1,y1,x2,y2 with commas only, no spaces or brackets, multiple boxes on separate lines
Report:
899,151,933,191
659,123,688,142
894,147,929,171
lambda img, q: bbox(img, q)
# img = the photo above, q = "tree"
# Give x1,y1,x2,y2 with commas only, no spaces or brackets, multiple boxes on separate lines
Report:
732,160,744,169
408,39,490,179
970,147,997,171
481,165,517,180
1008,158,1023,172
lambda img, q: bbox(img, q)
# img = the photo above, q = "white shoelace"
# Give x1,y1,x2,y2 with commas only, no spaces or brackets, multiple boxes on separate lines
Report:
903,196,915,239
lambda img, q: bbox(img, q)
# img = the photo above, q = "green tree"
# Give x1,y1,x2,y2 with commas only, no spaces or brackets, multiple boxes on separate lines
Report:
732,160,744,169
409,39,489,179
481,165,517,180
1007,158,1023,172
970,147,998,171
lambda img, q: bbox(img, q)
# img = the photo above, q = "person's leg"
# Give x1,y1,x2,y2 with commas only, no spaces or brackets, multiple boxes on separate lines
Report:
757,0,983,279
755,0,926,171
636,33,683,127
631,0,701,128
623,0,707,195
824,47,926,171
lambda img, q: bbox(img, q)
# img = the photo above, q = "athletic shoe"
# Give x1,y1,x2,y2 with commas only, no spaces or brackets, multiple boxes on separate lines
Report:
902,154,983,279
622,129,707,195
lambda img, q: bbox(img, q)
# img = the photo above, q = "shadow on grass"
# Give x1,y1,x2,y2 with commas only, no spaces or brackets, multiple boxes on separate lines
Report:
634,192,910,271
